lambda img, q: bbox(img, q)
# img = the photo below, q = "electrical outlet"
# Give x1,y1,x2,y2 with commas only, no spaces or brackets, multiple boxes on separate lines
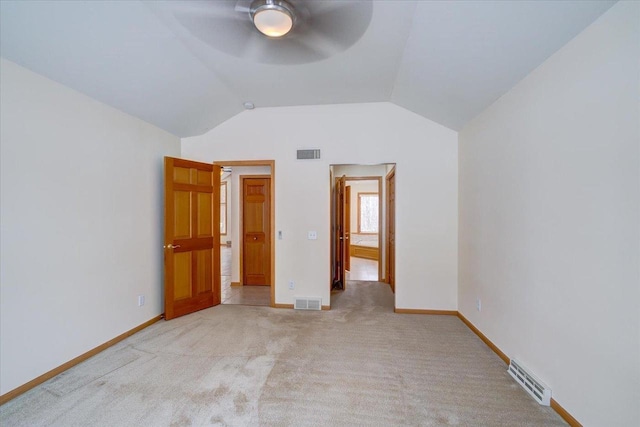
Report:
476,298,481,312
307,231,317,240
138,295,145,307
288,280,295,290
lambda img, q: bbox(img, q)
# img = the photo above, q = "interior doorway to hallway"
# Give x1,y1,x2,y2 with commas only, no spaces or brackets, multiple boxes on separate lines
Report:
329,164,396,294
217,161,274,307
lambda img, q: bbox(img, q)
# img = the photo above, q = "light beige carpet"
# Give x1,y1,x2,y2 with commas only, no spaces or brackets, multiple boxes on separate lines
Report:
0,281,566,426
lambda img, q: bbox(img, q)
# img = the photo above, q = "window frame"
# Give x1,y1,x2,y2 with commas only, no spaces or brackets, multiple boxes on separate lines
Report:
220,181,227,235
357,192,379,234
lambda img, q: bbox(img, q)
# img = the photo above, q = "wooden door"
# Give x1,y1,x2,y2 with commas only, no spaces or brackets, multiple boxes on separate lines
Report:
332,176,352,290
332,176,346,290
344,184,351,272
386,168,396,292
242,177,271,285
164,157,220,320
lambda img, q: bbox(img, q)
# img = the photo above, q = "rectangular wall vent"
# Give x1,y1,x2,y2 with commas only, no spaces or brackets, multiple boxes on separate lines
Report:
508,359,552,406
294,297,322,310
297,149,321,160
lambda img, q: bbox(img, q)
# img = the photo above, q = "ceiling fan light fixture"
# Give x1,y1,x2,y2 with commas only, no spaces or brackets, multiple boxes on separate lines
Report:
251,0,295,38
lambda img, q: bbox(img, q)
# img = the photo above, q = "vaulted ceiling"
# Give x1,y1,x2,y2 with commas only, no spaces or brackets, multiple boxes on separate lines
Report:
0,0,616,137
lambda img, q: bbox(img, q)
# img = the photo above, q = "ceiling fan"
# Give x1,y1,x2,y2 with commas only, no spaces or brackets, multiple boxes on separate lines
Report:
154,0,373,65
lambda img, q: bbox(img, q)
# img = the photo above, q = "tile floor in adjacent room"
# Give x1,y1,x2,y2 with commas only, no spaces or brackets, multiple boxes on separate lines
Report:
220,245,271,306
346,256,379,281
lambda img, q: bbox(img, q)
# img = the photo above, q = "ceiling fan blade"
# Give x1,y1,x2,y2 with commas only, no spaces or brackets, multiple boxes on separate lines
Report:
234,0,253,13
152,0,373,65
235,0,373,64
245,35,327,64
164,1,240,18
173,11,255,57
280,28,341,61
300,0,373,52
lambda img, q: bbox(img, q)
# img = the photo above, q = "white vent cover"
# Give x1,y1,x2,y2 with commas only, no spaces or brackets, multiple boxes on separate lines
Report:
294,297,322,310
296,149,321,160
508,359,552,406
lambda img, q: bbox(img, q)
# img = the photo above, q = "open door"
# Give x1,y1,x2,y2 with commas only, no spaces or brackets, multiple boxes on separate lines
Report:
164,157,221,320
344,184,351,272
386,167,396,292
332,176,350,290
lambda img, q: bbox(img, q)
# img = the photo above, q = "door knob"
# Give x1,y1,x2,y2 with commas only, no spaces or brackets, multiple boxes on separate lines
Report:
166,244,181,249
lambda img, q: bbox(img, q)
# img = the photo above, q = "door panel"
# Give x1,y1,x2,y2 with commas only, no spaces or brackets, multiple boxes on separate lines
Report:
173,166,191,184
174,192,191,239
332,176,347,290
386,168,396,292
164,157,220,320
173,252,192,300
196,249,213,294
197,193,213,237
344,185,351,272
197,169,211,185
242,177,271,285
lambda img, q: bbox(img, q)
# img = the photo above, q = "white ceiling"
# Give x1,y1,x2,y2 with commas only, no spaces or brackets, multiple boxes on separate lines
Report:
0,0,616,137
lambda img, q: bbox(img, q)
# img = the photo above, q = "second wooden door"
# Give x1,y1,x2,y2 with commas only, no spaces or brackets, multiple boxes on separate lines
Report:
242,176,271,285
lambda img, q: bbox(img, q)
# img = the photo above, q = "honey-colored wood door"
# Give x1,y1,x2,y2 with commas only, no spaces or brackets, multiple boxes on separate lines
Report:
242,176,271,285
332,176,341,290
386,168,396,292
164,157,220,320
344,184,351,272
332,176,349,290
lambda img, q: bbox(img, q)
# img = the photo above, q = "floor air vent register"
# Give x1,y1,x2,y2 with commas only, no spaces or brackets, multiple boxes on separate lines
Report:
508,359,552,406
294,297,322,310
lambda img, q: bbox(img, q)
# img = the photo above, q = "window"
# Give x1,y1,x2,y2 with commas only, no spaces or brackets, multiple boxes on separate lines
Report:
358,192,378,234
220,181,227,235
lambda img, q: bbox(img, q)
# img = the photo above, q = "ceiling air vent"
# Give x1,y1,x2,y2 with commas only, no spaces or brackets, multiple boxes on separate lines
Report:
297,149,321,160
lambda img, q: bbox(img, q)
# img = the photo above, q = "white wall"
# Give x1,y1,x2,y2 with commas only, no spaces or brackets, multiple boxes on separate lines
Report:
0,59,180,395
458,2,639,426
182,102,458,310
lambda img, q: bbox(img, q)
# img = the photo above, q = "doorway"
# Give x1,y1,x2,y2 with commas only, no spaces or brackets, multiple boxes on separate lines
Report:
329,164,395,295
215,161,274,307
163,157,275,321
344,176,381,281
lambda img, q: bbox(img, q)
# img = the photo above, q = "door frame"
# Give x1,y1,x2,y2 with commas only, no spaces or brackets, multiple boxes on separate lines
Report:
213,160,275,307
343,176,383,281
239,174,271,287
